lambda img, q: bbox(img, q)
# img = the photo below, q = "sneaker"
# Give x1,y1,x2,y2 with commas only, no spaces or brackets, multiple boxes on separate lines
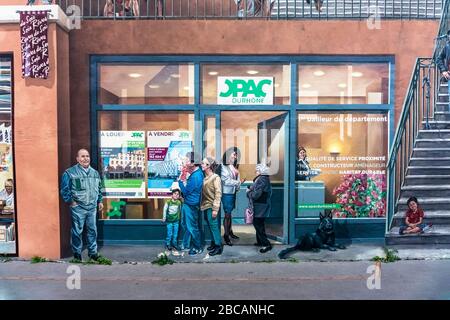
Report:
422,224,433,233
189,248,204,256
73,253,82,261
165,244,173,251
88,253,99,261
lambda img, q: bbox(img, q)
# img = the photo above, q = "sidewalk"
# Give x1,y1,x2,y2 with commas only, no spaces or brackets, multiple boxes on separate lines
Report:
46,242,450,264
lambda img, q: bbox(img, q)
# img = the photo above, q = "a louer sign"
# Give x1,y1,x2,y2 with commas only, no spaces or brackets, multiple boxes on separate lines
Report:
217,76,274,105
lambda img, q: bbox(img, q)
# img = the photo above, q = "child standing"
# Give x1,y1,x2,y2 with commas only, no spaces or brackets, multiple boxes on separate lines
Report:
163,189,182,250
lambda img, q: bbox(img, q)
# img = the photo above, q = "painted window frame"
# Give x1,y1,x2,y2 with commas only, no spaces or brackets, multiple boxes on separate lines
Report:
91,55,395,243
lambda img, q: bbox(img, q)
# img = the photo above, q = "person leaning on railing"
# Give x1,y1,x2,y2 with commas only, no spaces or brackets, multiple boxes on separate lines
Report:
104,0,140,17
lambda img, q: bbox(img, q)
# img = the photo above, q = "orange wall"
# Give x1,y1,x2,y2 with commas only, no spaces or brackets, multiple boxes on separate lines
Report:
0,23,70,259
69,20,438,156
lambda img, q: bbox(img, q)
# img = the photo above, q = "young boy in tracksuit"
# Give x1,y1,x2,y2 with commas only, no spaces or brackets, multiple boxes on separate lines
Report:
163,189,182,250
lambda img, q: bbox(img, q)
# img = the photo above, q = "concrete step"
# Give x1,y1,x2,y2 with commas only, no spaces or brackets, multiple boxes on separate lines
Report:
417,129,450,139
415,138,450,148
435,102,450,112
397,197,450,211
407,166,450,175
437,93,449,103
409,157,450,166
405,174,450,185
386,225,450,245
413,148,450,157
391,211,450,227
421,120,450,129
400,184,450,197
434,111,450,121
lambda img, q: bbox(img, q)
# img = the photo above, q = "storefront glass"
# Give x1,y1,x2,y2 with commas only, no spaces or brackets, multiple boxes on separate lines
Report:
296,112,388,218
98,111,194,220
201,64,290,105
298,63,389,104
0,55,15,254
98,64,195,105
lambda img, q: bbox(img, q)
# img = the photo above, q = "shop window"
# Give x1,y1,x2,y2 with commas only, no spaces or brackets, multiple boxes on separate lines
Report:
98,111,194,220
0,56,15,254
201,64,290,105
98,64,195,105
298,63,389,104
296,112,388,218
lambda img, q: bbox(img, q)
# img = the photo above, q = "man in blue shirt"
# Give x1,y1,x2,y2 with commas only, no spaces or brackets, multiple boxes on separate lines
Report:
178,152,204,256
60,149,104,261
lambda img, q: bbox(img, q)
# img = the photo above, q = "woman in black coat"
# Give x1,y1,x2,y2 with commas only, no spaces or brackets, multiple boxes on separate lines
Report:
247,163,272,253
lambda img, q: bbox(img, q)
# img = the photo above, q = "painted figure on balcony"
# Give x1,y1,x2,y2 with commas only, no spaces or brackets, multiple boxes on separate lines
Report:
235,0,275,18
306,0,324,12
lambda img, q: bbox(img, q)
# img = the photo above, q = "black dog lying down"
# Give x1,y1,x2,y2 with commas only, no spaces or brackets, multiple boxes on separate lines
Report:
278,212,346,259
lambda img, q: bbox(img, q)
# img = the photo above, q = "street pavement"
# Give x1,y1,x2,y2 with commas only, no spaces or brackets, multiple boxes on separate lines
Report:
1,258,449,300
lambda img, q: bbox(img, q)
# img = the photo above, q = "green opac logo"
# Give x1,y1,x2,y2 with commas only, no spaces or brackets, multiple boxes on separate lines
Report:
179,132,190,139
218,77,274,105
132,132,143,138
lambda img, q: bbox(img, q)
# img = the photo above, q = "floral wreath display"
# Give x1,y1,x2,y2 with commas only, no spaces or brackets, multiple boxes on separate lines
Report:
332,173,386,218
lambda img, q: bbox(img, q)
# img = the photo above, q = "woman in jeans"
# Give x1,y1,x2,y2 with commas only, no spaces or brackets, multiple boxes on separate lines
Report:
200,157,223,256
247,163,272,253
221,147,245,246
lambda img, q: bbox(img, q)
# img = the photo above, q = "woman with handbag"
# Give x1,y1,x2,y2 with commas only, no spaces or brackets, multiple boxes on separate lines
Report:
247,163,272,253
220,147,245,246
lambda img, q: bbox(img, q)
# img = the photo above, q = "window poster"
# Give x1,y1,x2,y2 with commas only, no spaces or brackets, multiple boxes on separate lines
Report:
147,131,193,198
99,131,146,198
297,113,388,218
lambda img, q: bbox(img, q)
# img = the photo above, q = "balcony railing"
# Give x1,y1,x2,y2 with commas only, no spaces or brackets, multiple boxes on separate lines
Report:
56,0,443,19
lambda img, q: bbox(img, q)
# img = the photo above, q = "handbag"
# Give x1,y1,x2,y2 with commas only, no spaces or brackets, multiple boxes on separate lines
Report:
245,206,254,224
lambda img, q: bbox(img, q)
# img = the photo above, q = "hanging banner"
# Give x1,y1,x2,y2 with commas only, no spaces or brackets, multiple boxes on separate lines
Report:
19,11,50,79
99,131,146,198
147,131,193,198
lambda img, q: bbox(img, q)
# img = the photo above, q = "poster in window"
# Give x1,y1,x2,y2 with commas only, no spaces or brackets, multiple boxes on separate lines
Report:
99,131,146,198
147,131,193,198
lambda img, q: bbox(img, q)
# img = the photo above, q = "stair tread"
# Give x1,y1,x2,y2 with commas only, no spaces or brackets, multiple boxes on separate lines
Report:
388,225,450,236
416,138,450,141
394,211,450,219
414,147,450,150
398,197,450,204
402,185,450,190
407,175,450,178
411,157,450,160
408,166,450,168
418,129,450,132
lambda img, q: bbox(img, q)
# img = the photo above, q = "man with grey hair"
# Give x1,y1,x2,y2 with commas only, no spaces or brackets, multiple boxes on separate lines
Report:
60,149,104,261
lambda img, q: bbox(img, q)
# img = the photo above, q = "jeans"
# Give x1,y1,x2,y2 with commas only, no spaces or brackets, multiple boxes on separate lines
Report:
181,204,202,250
204,208,222,246
166,221,179,246
70,205,97,256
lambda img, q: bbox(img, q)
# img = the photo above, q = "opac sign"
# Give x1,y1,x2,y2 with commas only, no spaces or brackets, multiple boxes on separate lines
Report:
217,77,274,105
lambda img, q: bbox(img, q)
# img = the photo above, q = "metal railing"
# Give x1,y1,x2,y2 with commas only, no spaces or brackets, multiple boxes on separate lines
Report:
56,0,443,19
386,58,438,231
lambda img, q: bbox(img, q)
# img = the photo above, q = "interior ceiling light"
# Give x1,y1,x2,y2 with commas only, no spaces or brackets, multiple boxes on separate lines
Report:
274,83,280,88
313,70,325,76
183,86,190,90
352,72,363,77
247,70,259,75
208,71,218,76
338,83,347,88
148,85,160,89
128,73,142,78
302,83,312,88
170,74,181,78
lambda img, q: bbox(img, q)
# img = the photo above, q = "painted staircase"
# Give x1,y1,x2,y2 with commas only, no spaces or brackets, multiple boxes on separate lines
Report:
386,81,450,245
